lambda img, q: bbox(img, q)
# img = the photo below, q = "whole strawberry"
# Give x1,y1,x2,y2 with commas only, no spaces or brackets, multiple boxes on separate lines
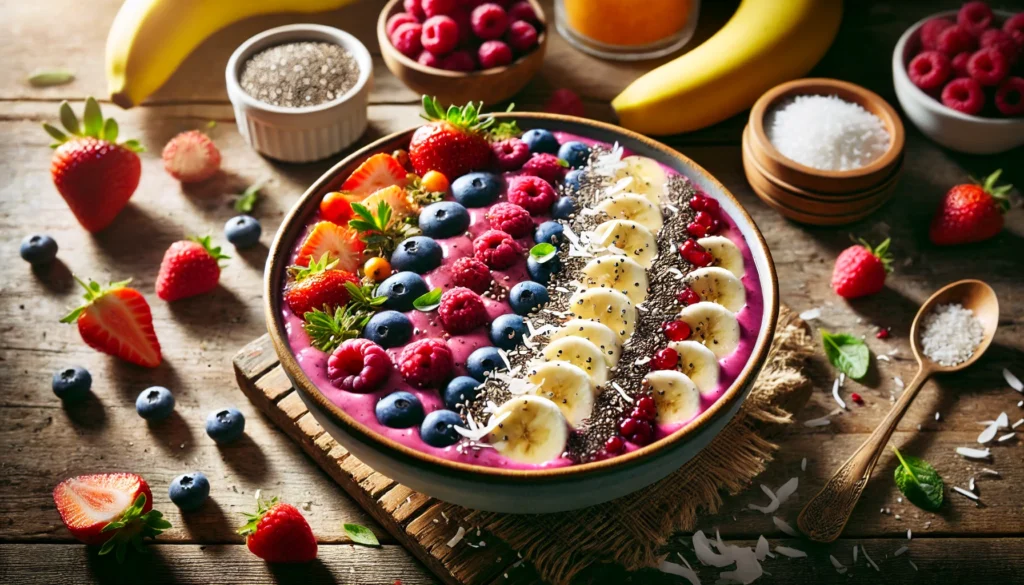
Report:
409,95,494,179
43,98,144,233
238,496,317,563
831,238,893,299
61,278,162,367
156,236,230,301
930,170,1011,246
284,253,360,316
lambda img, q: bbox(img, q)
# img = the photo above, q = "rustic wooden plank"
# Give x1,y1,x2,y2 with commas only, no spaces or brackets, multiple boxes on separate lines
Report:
254,364,297,404
233,335,279,381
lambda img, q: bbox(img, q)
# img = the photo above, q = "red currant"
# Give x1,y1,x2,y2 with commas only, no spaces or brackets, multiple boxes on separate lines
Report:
630,420,654,445
650,347,679,370
689,195,707,211
679,239,713,267
676,287,701,306
876,327,890,339
604,435,624,454
661,321,691,342
851,392,863,404
703,197,720,213
686,221,708,238
619,417,637,436
635,395,657,420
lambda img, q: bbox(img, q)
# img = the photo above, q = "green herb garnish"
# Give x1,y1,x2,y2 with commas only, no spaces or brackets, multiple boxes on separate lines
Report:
487,103,520,141
413,288,443,312
43,97,143,152
344,281,387,313
28,68,75,87
348,200,420,258
303,305,372,352
288,253,338,282
234,181,263,213
97,493,171,564
892,447,944,511
343,523,380,547
529,242,557,264
820,329,870,379
406,174,446,206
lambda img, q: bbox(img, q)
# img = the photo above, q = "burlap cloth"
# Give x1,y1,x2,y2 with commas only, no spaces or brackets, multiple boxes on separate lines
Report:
461,306,816,584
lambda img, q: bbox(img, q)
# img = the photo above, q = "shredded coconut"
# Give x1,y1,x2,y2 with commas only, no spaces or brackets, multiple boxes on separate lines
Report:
919,303,984,366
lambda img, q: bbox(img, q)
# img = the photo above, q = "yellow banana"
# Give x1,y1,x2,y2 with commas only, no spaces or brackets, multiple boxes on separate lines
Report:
612,0,842,135
105,0,356,108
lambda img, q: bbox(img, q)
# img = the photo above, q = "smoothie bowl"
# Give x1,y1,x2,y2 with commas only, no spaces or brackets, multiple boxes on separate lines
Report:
264,100,778,512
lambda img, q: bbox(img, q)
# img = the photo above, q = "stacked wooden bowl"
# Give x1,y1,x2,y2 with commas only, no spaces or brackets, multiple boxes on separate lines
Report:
742,79,905,226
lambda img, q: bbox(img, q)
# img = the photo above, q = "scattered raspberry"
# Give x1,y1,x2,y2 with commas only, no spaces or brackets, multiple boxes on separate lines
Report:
505,20,538,52
679,238,713,267
875,327,890,339
920,17,954,50
850,392,863,405
473,229,522,269
967,47,1009,86
661,321,691,342
650,348,679,370
507,1,538,24
478,40,513,68
957,1,993,37
485,202,533,237
422,0,457,17
994,76,1024,116
438,287,488,334
391,23,424,58
418,50,443,68
676,287,701,306
1005,13,1024,48
980,29,1019,64
162,131,221,183
422,15,460,55
450,256,492,293
951,52,971,78
471,3,508,40
521,153,567,184
387,12,420,37
441,50,476,71
398,338,454,388
907,51,951,91
937,25,976,56
327,339,392,393
545,88,585,117
941,77,985,114
506,175,557,214
491,138,531,171
404,0,426,20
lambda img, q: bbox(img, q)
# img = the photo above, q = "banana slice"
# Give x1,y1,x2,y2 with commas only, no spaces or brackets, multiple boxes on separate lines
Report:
550,319,622,366
580,255,649,305
527,361,595,428
685,266,747,313
697,236,744,278
668,340,720,395
487,395,569,465
610,155,666,206
644,370,701,425
596,194,663,233
569,288,636,342
591,220,658,268
542,337,610,386
677,302,741,359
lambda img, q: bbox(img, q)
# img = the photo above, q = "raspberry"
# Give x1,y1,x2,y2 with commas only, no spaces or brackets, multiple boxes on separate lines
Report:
661,321,691,342
471,3,508,40
452,8,473,45
957,1,993,37
936,25,976,56
485,202,533,237
505,20,538,52
398,338,454,388
491,138,531,171
506,175,557,214
404,0,426,20
478,40,513,68
967,48,1009,86
920,17,954,50
441,50,476,71
507,1,539,24
941,77,985,115
907,51,951,90
951,52,971,77
422,0,457,17
521,153,567,184
650,348,678,370
1005,14,1024,48
544,88,585,117
391,23,424,58
679,238,713,267
473,229,522,269
438,287,488,333
676,287,701,306
450,256,492,293
995,76,1024,116
327,339,393,393
418,50,443,68
422,15,460,55
980,29,1019,64
387,12,420,37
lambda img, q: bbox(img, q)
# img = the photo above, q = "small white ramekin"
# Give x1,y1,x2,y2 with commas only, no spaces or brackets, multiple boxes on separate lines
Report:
226,24,373,163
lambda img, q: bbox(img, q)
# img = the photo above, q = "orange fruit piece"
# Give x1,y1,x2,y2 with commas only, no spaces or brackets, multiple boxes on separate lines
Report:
563,0,692,47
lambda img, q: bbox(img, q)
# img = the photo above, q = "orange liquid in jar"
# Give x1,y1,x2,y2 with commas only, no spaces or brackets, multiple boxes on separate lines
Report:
563,0,692,47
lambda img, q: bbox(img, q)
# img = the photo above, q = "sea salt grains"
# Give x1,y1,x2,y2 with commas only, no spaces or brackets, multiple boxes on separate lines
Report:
919,303,984,366
766,94,891,171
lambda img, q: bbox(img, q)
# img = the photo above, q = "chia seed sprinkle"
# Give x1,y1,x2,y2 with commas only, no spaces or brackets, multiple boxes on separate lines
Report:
240,42,359,108
919,303,984,367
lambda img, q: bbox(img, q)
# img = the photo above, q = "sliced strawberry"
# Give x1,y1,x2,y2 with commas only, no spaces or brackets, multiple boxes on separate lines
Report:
61,279,162,368
341,153,408,196
296,222,365,272
162,130,221,183
362,185,418,220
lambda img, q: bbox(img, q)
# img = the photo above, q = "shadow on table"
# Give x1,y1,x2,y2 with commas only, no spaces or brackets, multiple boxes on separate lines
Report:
32,258,74,294
268,558,338,585
62,391,108,430
166,283,250,331
217,433,269,482
148,410,197,457
179,497,236,542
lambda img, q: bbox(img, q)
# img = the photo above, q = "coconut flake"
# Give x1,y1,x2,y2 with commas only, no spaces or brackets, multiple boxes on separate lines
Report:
995,412,1009,428
720,546,763,584
775,477,799,504
894,545,909,557
894,376,905,389
772,516,798,536
861,547,880,571
754,536,769,561
978,422,999,444
1004,368,1023,392
907,528,913,540
801,458,807,471
852,545,859,563
748,484,780,514
832,379,847,410
981,468,1000,477
956,447,991,459
612,381,633,403
692,530,733,567
909,559,919,571
774,546,807,559
658,561,701,585
1013,419,1024,430
997,432,1015,442
798,308,821,321
953,486,980,501
829,555,846,572
446,526,466,548
803,416,832,427
878,354,891,362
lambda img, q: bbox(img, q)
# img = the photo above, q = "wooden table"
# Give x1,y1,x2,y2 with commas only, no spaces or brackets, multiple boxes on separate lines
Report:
1,0,1022,583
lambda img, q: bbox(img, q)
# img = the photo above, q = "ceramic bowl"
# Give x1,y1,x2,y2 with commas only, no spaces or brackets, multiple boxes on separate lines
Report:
377,0,548,105
264,114,779,513
893,10,1024,155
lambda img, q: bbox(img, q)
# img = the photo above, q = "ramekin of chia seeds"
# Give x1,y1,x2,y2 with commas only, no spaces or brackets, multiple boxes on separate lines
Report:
226,24,373,163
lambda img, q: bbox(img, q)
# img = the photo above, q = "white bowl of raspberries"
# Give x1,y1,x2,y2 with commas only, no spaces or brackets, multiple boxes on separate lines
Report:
892,2,1024,154
378,0,547,105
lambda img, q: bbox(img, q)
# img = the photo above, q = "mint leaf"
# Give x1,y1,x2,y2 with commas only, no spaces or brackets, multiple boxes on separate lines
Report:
529,243,557,264
413,288,443,312
820,329,869,379
343,523,380,547
892,447,944,511
234,182,263,213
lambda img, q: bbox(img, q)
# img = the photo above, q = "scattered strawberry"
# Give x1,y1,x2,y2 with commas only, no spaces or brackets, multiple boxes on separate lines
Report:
967,47,1009,86
650,347,679,370
441,50,477,71
921,17,954,50
438,287,488,333
957,1,993,37
450,256,492,293
994,77,1024,116
908,51,951,90
941,77,985,114
951,51,971,77
61,278,162,368
505,20,538,52
506,175,557,214
387,12,420,37
491,138,531,171
471,3,508,40
930,170,1011,245
238,497,317,563
285,253,361,316
398,337,454,388
545,88,585,117
327,338,393,393
851,392,864,405
156,236,229,302
342,153,408,196
521,153,567,184
422,15,460,55
478,40,513,68
473,229,522,269
295,221,366,272
830,238,892,299
936,25,976,56
162,130,221,183
876,327,891,339
486,202,533,237
409,96,494,179
660,321,691,342
391,22,424,58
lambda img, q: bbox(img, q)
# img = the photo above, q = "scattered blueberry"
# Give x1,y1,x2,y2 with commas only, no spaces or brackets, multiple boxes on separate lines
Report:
527,254,561,284
564,168,584,192
443,376,482,409
420,409,463,448
551,196,576,219
534,221,565,246
466,346,507,381
224,215,261,248
135,386,175,421
558,141,591,168
168,472,210,511
206,407,246,444
363,310,413,348
20,234,58,265
451,172,502,208
419,201,470,239
377,271,429,312
489,314,528,350
51,366,91,402
522,129,559,154
376,391,425,428
509,281,550,315
390,236,443,274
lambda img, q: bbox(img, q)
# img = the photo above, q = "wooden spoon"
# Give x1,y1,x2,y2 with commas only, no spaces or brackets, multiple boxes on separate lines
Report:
797,279,999,543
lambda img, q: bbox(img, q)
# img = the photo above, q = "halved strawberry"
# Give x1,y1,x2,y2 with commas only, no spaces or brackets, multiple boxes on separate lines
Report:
162,130,221,183
362,185,417,220
341,153,408,196
296,221,365,272
61,278,162,368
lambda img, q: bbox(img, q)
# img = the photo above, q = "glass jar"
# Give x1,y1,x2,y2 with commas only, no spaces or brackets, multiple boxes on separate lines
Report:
555,0,700,61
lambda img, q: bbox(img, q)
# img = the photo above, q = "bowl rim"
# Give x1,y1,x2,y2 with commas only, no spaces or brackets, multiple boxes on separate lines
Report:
264,112,779,482
892,9,1024,127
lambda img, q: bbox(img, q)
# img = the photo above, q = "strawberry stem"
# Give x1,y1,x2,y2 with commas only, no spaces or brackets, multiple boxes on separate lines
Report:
419,95,496,133
189,235,230,262
857,237,894,273
60,277,133,323
972,169,1012,212
43,97,144,152
97,493,172,564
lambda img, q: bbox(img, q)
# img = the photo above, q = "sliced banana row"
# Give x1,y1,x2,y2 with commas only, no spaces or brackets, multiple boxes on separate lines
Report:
697,236,744,278
580,255,648,305
487,395,568,465
677,302,741,359
644,370,701,425
685,266,746,313
669,340,720,396
610,155,668,206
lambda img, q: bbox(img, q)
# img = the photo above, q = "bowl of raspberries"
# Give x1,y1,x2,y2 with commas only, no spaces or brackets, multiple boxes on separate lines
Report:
893,2,1024,154
378,0,547,105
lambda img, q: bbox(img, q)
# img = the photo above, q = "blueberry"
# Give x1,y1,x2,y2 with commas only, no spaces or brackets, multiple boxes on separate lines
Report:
206,407,246,444
419,201,470,239
522,129,559,154
20,234,58,265
466,346,507,381
420,409,463,447
390,236,443,274
558,141,591,168
224,215,261,248
534,221,565,246
377,271,429,312
564,169,584,192
168,472,210,511
451,172,502,208
489,314,528,350
135,386,175,421
443,376,482,409
363,310,413,348
551,196,576,219
51,366,91,402
376,391,425,428
509,281,550,315
527,254,561,284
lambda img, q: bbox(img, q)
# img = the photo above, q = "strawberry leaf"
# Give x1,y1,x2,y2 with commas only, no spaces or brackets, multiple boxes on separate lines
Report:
189,235,230,262
59,101,80,135
343,523,380,547
42,123,68,144
102,118,119,143
82,97,103,138
234,182,263,213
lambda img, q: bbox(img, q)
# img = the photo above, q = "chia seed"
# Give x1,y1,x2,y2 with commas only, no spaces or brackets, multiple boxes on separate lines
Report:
239,42,359,108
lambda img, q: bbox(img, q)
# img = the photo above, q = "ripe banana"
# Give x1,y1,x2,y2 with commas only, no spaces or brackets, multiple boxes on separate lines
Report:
487,395,568,465
685,266,747,313
569,288,637,342
542,337,610,386
677,301,741,358
528,361,596,428
669,340,720,395
550,319,622,366
612,0,843,135
609,156,667,205
591,219,659,268
644,370,701,425
698,236,745,278
106,0,356,108
580,254,649,305
596,194,664,232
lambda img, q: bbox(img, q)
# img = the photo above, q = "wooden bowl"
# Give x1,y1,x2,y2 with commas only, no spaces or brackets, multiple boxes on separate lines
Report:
377,0,548,105
747,177,893,226
748,78,905,194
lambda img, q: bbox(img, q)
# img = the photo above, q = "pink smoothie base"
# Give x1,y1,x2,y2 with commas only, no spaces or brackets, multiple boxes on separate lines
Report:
280,132,764,470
